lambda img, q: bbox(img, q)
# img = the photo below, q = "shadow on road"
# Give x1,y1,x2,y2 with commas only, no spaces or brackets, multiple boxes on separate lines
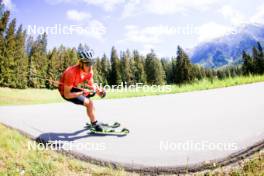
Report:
35,127,126,145
36,128,90,144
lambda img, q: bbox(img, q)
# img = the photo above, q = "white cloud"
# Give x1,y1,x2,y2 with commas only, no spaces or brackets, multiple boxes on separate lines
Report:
120,24,197,53
74,20,106,40
146,0,219,15
121,0,219,18
45,0,63,4
66,10,91,21
122,25,181,45
46,0,125,11
219,5,245,25
250,3,264,24
47,0,218,17
123,23,234,45
2,0,14,10
120,24,207,51
143,0,184,15
121,0,140,19
218,3,264,26
197,22,232,42
83,0,125,11
65,10,106,40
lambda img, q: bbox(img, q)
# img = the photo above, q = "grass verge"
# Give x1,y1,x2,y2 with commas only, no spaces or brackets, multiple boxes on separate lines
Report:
199,151,264,176
1,75,264,106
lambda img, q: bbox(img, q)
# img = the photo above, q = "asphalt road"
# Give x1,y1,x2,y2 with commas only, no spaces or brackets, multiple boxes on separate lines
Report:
0,83,264,174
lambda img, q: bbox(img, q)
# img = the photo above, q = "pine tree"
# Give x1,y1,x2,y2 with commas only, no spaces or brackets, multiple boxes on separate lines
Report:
0,4,4,17
171,57,177,82
25,36,34,87
253,42,264,74
93,57,103,84
2,18,16,87
235,66,243,76
14,25,27,88
174,46,194,84
45,48,58,89
216,70,226,80
27,33,48,88
145,50,165,85
0,10,10,86
120,49,133,85
192,65,205,81
58,45,67,74
100,54,111,85
26,35,34,55
0,10,9,34
133,50,146,84
252,47,258,74
67,48,78,67
242,50,254,75
40,32,47,53
45,46,77,89
161,58,173,84
109,46,121,85
229,67,238,78
205,69,214,83
64,47,77,70
224,68,231,78
129,51,136,84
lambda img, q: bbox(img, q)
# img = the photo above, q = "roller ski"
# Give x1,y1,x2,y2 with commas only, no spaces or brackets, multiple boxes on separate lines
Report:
85,121,129,136
85,121,121,129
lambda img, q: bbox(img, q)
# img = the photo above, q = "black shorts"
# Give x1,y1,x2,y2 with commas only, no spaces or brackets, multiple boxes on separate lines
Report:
62,87,88,105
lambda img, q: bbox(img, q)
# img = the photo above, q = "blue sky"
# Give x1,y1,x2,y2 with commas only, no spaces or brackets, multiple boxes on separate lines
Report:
2,0,264,58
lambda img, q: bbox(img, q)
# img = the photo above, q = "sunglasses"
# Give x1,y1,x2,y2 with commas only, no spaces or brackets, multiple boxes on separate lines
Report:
83,62,93,66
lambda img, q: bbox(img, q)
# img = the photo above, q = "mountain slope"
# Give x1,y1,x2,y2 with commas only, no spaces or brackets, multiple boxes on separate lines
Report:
190,24,264,68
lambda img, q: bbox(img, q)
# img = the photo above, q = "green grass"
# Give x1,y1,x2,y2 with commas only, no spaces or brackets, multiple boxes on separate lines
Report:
107,74,264,99
1,75,264,106
0,88,64,106
0,124,134,176
200,151,264,176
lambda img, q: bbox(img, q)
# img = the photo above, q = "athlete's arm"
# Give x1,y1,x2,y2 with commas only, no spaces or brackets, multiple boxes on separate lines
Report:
63,85,83,99
86,70,99,92
87,78,98,91
63,70,83,99
85,71,106,98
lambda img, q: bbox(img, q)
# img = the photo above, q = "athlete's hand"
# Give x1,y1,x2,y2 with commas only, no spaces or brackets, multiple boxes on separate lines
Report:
96,88,106,98
82,89,90,97
88,85,97,92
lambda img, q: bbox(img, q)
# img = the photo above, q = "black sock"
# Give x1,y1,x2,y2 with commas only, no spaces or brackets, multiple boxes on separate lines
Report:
91,120,97,125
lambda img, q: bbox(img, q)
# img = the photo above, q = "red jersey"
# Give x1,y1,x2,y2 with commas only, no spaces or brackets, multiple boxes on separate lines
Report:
59,64,93,96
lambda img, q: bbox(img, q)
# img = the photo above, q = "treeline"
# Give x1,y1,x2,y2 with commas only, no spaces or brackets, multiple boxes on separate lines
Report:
242,42,264,75
1,5,264,89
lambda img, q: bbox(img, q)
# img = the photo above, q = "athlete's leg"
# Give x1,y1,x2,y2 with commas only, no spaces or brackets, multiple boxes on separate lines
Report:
83,98,96,123
60,87,97,124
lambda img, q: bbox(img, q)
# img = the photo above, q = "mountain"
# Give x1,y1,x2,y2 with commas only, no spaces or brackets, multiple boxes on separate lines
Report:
190,24,264,68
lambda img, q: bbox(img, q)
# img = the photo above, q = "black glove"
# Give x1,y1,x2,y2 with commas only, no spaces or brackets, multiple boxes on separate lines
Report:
84,91,96,98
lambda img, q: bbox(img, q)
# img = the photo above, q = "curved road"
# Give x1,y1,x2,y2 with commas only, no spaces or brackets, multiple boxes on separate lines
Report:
0,82,264,174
